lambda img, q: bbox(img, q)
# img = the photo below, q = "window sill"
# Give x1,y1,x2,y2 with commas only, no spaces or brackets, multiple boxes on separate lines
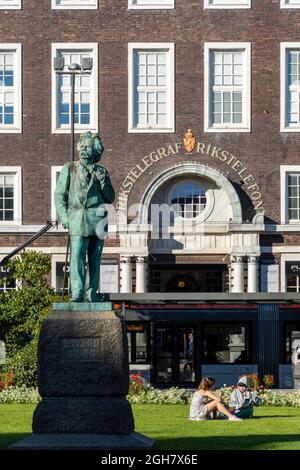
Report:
52,2,97,9
281,5,300,9
0,127,22,134
0,222,22,228
204,5,251,9
205,126,251,133
52,127,98,134
128,6,175,10
281,126,300,132
128,127,175,134
52,6,98,9
0,6,21,10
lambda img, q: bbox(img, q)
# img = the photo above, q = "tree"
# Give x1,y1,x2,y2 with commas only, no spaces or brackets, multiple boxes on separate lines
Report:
0,251,61,386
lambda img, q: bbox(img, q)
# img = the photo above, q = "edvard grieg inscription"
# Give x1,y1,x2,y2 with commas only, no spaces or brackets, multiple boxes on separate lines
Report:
61,338,104,364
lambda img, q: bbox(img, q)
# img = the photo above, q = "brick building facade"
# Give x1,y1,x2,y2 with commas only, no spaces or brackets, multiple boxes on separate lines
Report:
1,0,300,387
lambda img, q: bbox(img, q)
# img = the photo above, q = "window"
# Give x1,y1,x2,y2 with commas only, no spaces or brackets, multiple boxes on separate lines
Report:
0,167,22,225
52,0,98,8
170,181,207,219
286,273,300,292
128,0,174,9
205,270,227,292
281,0,300,8
0,1,21,9
0,44,22,133
287,173,300,221
127,324,149,364
285,323,300,363
179,328,195,383
128,43,175,133
280,44,300,131
204,43,251,132
51,166,63,224
286,262,300,292
280,165,300,223
55,261,70,294
155,325,173,383
204,0,250,8
52,43,98,133
203,323,251,364
0,266,16,292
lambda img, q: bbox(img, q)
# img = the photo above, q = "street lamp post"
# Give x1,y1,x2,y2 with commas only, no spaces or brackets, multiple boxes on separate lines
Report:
54,57,93,299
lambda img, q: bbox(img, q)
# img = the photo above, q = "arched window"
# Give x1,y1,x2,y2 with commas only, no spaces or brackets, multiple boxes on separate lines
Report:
170,181,207,219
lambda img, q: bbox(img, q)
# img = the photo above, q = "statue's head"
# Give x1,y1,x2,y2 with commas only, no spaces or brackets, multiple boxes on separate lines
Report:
76,132,104,163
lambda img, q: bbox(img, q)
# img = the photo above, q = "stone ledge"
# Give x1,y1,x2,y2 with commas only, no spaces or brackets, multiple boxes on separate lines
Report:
52,302,113,312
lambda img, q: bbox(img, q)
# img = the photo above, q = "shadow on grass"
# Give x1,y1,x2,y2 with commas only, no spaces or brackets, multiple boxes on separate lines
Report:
154,434,300,450
1,433,300,451
242,415,295,419
0,433,31,449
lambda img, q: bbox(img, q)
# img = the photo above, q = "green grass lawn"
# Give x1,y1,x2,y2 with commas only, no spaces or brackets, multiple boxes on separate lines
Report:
1,404,300,450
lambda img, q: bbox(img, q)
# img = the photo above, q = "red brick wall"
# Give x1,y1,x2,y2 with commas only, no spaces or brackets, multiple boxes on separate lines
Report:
0,0,299,248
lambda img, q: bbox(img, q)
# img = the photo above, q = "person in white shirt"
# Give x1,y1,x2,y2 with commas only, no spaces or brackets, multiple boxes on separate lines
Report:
189,376,241,422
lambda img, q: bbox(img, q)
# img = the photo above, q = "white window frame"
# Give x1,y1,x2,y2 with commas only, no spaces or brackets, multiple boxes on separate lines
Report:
128,0,174,9
51,43,98,134
280,254,300,292
204,0,251,9
0,166,22,226
51,0,98,9
167,177,214,223
280,43,300,132
51,255,70,293
0,44,22,134
280,165,300,224
51,166,64,227
281,0,300,8
204,42,251,133
128,42,175,133
0,1,21,9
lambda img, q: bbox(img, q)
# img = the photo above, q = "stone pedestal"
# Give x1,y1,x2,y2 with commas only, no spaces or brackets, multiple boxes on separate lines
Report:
11,304,154,450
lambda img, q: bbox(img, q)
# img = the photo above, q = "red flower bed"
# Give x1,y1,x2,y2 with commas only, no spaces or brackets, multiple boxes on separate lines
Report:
0,372,14,391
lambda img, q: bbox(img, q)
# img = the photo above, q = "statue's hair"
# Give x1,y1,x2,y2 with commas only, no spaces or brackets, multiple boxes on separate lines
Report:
77,131,104,162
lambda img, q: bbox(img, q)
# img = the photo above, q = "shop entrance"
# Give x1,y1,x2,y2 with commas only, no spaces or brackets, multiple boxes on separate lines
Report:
152,321,253,387
154,324,197,386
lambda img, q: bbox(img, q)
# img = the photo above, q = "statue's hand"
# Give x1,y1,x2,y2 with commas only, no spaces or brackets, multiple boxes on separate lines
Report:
93,166,106,183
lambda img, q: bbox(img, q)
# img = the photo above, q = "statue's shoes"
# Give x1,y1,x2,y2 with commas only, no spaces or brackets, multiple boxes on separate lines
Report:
85,288,109,303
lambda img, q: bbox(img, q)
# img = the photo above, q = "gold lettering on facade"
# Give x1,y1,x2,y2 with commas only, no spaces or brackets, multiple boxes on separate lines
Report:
116,141,265,212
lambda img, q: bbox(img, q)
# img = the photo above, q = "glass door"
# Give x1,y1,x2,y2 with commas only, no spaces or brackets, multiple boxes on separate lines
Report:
178,327,196,384
155,325,173,385
154,324,197,386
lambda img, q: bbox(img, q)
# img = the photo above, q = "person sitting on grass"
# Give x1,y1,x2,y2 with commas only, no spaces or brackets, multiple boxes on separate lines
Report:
189,376,241,422
229,376,261,419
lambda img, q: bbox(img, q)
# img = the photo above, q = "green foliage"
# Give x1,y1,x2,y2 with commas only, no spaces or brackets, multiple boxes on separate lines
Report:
0,251,61,387
2,384,300,407
4,337,38,388
0,251,59,355
127,386,193,405
8,250,51,288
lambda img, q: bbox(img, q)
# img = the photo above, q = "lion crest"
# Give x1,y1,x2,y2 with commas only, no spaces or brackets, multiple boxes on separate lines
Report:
183,129,196,153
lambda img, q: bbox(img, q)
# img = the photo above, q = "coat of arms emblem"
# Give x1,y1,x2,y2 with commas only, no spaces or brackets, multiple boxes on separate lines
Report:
183,129,196,152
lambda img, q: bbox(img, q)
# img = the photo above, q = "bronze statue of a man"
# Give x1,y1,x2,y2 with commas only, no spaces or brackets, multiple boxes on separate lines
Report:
54,132,115,302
